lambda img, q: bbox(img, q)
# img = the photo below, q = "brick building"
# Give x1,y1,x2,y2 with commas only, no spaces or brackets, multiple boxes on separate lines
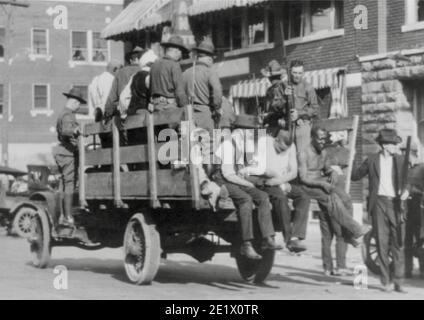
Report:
0,0,124,170
102,0,424,205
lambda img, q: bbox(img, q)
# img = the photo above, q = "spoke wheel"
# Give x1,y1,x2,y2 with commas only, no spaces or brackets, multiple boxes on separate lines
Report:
123,213,161,285
30,208,51,269
13,207,36,238
362,230,393,275
235,249,275,284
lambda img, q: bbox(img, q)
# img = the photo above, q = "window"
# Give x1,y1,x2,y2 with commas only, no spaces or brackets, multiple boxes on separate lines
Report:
71,31,109,64
284,0,344,40
0,84,3,115
33,85,49,110
404,0,424,31
0,27,4,59
72,31,88,61
32,29,48,56
92,32,107,62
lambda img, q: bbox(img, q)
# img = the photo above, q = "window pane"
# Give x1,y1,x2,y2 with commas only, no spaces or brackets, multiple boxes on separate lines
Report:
0,28,5,58
284,2,302,39
212,13,231,54
268,9,275,43
72,31,87,61
0,84,3,115
33,29,47,55
419,0,424,22
335,0,344,29
310,1,333,33
92,32,108,62
34,85,47,109
247,7,265,45
231,11,242,49
72,85,89,115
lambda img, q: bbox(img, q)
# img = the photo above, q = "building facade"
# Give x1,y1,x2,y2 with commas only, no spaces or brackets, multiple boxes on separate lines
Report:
0,0,124,170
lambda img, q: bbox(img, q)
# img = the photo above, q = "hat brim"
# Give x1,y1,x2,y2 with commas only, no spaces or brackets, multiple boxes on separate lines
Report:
261,68,284,78
375,136,402,145
161,42,189,53
193,47,215,56
63,93,86,104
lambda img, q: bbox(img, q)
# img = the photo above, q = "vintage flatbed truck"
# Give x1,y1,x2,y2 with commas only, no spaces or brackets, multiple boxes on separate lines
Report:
26,104,363,285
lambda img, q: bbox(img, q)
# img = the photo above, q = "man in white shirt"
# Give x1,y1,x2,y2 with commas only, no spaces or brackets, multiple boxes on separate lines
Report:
239,129,311,253
89,60,122,120
214,128,282,260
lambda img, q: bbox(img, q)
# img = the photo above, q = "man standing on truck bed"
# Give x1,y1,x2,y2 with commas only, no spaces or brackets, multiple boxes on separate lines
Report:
150,35,189,111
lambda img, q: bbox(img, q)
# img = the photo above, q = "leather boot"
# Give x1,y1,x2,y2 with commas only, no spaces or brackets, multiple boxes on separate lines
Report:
261,236,283,251
240,241,262,260
62,193,75,226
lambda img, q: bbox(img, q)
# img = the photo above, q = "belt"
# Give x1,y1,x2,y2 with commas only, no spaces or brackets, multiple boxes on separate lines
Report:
152,96,176,104
378,195,396,201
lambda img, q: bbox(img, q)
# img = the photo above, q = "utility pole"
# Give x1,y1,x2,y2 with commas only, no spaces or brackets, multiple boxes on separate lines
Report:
0,0,29,166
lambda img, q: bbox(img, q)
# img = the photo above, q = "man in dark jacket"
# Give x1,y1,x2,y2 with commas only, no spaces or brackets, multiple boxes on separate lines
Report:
352,129,410,293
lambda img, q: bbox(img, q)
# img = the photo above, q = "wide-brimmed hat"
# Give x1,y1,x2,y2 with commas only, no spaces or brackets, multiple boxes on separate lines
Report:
63,87,86,104
161,35,188,53
261,60,285,78
139,49,158,69
131,46,144,54
375,129,402,145
192,39,215,56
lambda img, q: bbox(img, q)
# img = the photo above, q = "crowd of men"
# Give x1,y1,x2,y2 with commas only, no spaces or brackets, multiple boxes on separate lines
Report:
53,35,424,293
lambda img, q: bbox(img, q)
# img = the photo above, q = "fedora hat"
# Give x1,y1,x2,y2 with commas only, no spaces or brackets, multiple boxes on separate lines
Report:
375,129,402,145
63,87,86,104
131,46,144,54
261,60,285,78
161,35,188,54
193,39,215,56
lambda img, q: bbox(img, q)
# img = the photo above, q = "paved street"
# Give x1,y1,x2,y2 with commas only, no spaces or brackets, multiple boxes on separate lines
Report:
0,222,423,300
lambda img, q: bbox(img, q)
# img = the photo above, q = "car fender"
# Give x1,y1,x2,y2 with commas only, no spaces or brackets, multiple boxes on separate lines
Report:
15,191,60,226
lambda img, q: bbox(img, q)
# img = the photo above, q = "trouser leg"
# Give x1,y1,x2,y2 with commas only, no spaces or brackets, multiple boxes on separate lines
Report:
295,121,311,152
288,184,311,240
262,185,291,242
318,210,334,272
389,208,405,287
372,199,392,286
332,219,348,269
224,183,254,241
405,197,419,275
240,186,275,239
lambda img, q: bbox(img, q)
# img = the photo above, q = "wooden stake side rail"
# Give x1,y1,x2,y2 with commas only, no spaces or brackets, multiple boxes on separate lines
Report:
79,106,201,209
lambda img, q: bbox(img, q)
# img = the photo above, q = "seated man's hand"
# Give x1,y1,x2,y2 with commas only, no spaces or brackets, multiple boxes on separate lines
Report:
330,165,344,176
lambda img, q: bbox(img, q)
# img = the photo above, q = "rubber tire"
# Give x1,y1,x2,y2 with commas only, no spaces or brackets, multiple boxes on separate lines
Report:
30,208,52,269
362,230,394,275
123,213,161,285
12,207,36,239
235,249,275,284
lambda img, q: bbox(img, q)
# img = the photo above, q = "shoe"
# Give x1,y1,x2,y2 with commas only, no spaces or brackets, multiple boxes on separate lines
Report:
58,216,75,227
240,242,262,260
74,228,101,247
336,268,353,276
324,270,332,277
381,284,393,293
261,237,283,251
345,237,361,248
287,239,307,253
217,197,236,211
394,284,407,294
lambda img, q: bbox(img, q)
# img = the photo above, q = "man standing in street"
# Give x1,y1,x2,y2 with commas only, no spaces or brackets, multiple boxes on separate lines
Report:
285,60,319,151
352,129,410,292
150,35,189,111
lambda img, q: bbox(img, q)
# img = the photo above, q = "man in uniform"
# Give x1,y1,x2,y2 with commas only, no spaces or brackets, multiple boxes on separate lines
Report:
150,35,189,111
183,38,222,134
53,88,86,227
352,129,410,292
285,60,319,151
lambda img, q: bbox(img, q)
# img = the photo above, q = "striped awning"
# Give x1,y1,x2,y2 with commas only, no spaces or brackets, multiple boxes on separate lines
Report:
102,0,171,39
230,68,346,99
189,0,269,16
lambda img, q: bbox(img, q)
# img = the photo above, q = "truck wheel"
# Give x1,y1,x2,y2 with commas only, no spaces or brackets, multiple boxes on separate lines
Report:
235,250,275,284
362,230,393,275
123,213,161,285
30,208,52,268
12,207,36,238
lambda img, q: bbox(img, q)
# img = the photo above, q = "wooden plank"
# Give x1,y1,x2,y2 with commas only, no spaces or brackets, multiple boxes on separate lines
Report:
186,104,201,210
147,111,160,208
85,170,192,198
314,117,356,132
345,115,359,193
83,109,185,136
78,134,87,208
112,120,123,207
